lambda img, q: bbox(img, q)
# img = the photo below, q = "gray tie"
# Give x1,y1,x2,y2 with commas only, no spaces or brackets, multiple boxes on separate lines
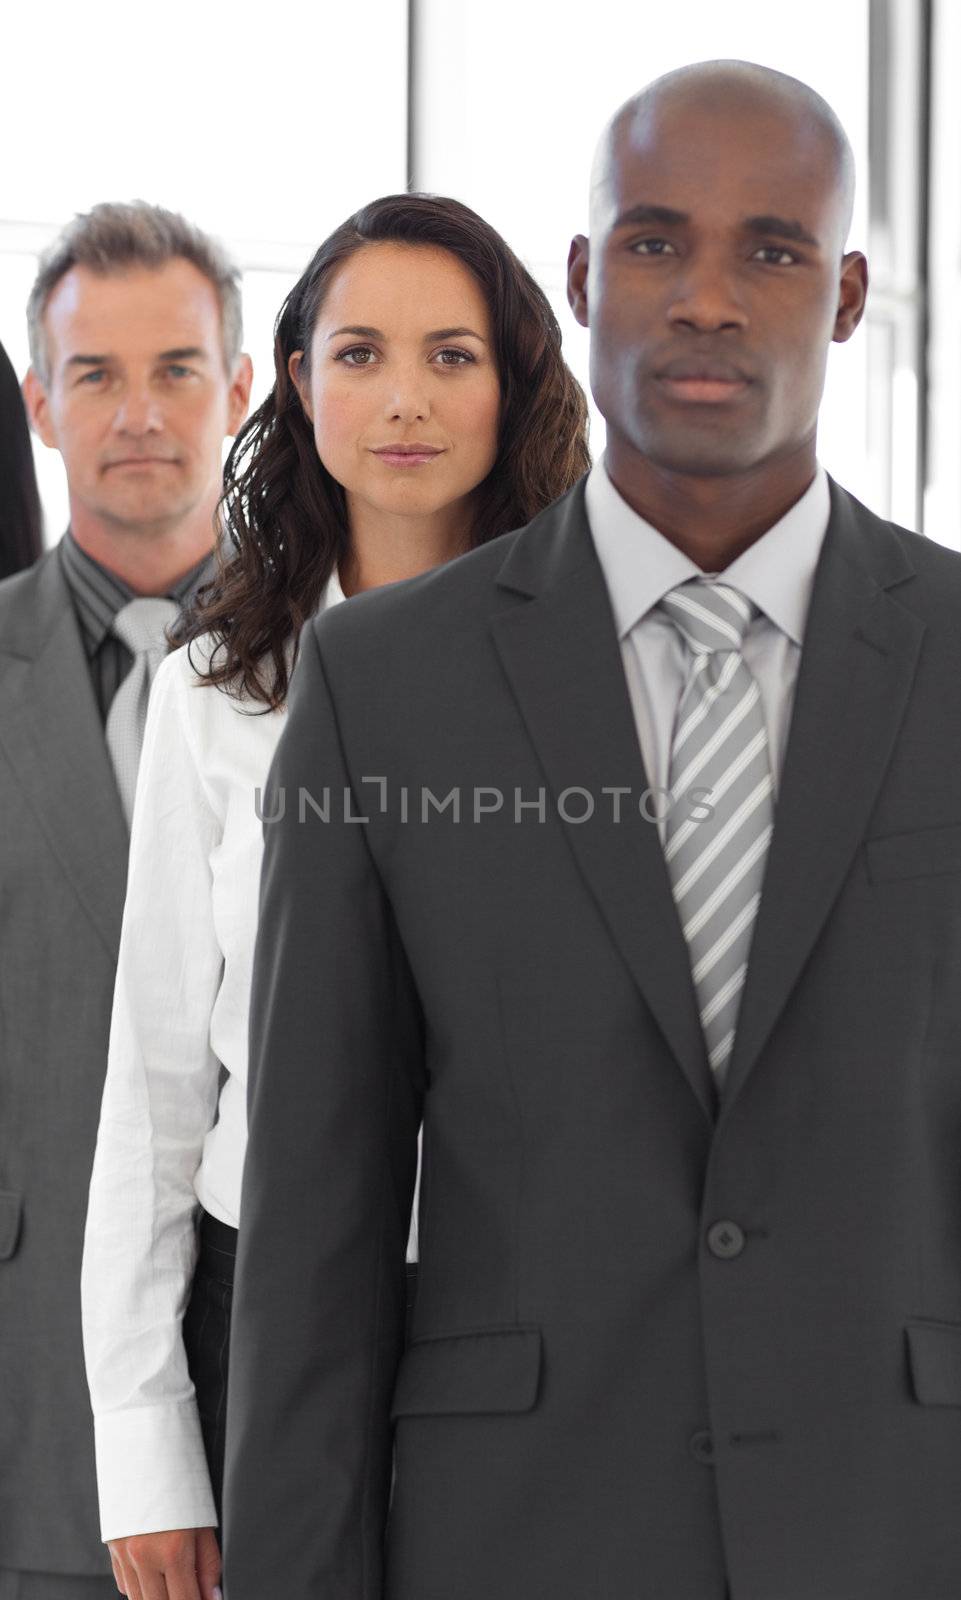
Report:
105,597,179,824
657,578,775,1086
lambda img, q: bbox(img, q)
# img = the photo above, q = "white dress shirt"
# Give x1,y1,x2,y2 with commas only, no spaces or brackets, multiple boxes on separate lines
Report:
83,570,412,1542
584,455,831,826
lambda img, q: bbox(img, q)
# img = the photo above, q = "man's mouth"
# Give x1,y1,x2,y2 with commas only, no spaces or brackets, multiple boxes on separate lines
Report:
654,358,754,406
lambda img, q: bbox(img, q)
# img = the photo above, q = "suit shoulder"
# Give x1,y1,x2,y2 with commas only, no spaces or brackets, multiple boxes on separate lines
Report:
894,523,961,581
832,483,961,616
309,527,521,658
880,512,961,617
0,549,69,666
842,484,961,579
0,547,58,616
871,502,961,578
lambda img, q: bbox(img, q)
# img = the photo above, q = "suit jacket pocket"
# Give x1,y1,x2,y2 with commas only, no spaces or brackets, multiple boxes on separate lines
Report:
906,1318,961,1405
0,1189,23,1260
390,1324,542,1419
865,822,961,883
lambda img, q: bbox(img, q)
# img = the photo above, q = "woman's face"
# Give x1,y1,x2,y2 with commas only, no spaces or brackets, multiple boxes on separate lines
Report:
291,242,501,527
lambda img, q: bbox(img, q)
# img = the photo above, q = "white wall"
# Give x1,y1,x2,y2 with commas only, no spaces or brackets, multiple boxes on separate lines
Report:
6,0,949,544
925,0,961,549
0,0,408,542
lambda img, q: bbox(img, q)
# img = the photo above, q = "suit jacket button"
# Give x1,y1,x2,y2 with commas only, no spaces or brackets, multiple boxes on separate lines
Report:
690,1430,715,1465
707,1220,746,1259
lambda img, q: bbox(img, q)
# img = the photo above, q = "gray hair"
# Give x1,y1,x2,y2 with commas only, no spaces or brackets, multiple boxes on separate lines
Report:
27,199,243,382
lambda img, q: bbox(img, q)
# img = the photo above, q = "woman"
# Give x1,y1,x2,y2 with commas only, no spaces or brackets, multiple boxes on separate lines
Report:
0,337,43,578
81,192,590,1600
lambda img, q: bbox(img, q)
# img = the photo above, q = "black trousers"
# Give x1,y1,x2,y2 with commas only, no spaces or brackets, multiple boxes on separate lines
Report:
182,1209,420,1530
182,1209,237,1529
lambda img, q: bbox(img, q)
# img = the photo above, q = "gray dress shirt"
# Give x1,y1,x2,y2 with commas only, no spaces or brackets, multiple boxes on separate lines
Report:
584,456,831,837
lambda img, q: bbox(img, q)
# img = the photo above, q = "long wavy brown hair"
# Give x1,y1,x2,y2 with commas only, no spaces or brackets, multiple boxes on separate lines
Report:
173,193,591,709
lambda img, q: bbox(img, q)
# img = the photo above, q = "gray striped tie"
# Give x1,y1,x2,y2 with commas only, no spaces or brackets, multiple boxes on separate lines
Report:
105,597,179,824
657,578,775,1086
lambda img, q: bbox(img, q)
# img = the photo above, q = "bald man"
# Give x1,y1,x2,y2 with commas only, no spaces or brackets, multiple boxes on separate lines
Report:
223,63,961,1600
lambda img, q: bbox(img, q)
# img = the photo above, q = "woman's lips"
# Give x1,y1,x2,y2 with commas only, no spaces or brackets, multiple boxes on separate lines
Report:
371,447,444,467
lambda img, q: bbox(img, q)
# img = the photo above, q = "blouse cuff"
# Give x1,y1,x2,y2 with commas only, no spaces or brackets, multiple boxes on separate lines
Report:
94,1400,218,1542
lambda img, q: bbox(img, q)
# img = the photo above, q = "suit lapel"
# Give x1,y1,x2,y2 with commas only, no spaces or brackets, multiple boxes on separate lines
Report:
0,549,128,962
490,477,925,1122
491,484,716,1120
719,480,925,1113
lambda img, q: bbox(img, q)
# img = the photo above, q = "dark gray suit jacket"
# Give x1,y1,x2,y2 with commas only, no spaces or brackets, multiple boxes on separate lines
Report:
0,550,124,1577
224,478,961,1600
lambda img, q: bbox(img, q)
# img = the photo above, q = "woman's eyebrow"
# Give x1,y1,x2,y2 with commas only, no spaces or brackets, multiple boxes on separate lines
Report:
424,326,486,342
326,324,487,343
326,325,382,340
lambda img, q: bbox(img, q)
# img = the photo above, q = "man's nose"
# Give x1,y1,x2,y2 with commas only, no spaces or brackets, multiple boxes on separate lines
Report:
111,384,165,434
666,257,748,333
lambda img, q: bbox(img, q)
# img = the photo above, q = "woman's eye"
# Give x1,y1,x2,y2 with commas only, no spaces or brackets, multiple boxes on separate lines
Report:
336,346,377,366
434,348,474,367
631,238,677,256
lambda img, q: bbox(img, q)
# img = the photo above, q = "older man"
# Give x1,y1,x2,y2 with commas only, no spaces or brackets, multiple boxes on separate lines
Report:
0,202,250,1600
225,61,961,1600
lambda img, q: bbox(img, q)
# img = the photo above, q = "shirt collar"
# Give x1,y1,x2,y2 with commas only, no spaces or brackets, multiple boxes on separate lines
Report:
58,527,220,657
585,454,830,647
320,561,347,611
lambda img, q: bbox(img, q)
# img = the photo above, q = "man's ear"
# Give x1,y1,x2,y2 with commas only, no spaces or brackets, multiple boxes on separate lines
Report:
567,235,590,328
226,353,254,436
287,350,313,422
22,366,58,449
833,250,869,344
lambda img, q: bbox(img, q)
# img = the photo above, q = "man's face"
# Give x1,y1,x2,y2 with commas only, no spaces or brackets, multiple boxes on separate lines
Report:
25,259,250,533
569,95,866,479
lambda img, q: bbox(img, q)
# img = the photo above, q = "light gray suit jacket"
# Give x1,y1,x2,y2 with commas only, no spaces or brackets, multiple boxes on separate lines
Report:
0,547,125,1577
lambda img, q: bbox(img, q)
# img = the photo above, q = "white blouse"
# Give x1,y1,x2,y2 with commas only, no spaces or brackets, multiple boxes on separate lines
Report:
82,570,418,1543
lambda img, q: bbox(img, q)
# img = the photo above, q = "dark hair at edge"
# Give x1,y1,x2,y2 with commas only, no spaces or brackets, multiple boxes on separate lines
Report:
0,340,43,579
172,192,591,710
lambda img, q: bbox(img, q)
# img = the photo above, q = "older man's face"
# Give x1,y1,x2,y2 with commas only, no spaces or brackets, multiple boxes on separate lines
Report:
28,259,250,535
570,94,864,481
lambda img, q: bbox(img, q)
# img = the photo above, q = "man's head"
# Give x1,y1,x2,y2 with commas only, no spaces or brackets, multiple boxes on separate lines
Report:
23,201,252,539
567,60,867,483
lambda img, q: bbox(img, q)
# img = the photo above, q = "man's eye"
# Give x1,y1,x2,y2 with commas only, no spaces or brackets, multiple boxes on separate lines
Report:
335,346,377,366
631,238,677,256
165,364,194,379
78,369,106,385
754,246,798,265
